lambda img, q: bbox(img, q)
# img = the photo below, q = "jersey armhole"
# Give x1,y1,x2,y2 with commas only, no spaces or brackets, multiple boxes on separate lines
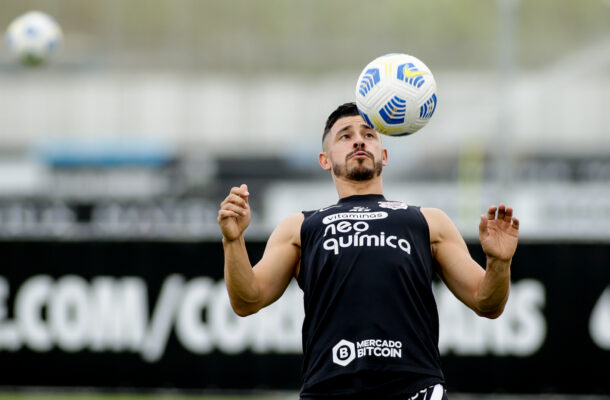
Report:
297,210,315,287
300,210,316,240
413,206,436,278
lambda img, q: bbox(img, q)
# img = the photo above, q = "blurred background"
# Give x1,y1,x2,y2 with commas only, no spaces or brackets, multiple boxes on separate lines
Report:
0,0,609,398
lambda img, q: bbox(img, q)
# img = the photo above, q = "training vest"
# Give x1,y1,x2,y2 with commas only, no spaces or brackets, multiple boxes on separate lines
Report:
298,194,444,392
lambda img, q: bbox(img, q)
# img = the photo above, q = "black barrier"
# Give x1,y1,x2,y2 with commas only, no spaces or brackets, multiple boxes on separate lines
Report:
0,241,609,394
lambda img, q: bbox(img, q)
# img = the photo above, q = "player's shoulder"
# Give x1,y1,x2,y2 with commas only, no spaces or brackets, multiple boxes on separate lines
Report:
420,207,450,220
269,213,304,245
420,207,460,241
420,207,455,227
279,213,305,229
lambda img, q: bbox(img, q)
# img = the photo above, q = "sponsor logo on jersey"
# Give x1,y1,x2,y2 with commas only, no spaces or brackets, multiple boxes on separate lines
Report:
349,206,370,212
332,338,403,366
322,212,388,225
322,219,412,256
378,201,408,210
332,339,355,366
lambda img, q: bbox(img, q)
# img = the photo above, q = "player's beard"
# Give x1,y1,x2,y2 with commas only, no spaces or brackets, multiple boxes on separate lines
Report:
332,150,383,181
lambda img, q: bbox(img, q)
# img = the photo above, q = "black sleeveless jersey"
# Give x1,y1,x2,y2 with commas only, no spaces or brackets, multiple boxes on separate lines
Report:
298,194,444,394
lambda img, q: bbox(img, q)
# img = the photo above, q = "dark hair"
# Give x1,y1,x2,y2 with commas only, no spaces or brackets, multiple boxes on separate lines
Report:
322,102,361,145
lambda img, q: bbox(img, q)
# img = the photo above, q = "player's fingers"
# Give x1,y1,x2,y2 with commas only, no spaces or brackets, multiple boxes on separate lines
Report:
229,185,246,195
230,184,250,200
229,193,248,207
497,204,506,221
479,214,488,234
487,206,497,220
223,202,248,216
217,209,242,221
221,193,247,208
240,184,250,203
511,217,520,230
504,206,513,222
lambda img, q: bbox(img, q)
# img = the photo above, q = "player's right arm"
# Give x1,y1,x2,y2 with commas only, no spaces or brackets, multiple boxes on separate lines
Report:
218,184,302,317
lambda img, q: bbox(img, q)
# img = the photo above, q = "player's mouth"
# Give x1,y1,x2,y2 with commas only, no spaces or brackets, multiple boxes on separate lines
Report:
348,150,373,160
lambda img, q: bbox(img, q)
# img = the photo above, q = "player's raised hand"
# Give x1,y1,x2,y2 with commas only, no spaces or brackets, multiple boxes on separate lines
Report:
218,184,251,241
478,204,519,261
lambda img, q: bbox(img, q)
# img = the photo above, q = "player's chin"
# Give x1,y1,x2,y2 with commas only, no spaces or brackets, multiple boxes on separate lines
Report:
347,167,376,181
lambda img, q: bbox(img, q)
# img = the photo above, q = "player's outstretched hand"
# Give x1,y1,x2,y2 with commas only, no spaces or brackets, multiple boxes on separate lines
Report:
218,184,251,241
478,204,519,261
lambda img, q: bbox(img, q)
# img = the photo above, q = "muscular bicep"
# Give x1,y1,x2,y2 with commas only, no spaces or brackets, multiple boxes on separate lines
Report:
251,213,303,309
422,208,485,312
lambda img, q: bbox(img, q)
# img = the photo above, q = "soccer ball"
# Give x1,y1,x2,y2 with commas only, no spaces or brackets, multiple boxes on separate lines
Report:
5,11,63,66
355,53,437,136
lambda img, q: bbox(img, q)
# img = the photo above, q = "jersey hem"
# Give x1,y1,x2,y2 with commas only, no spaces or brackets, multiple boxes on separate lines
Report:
301,365,444,393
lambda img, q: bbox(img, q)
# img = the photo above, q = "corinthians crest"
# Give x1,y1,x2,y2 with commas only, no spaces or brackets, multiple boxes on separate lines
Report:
378,201,408,210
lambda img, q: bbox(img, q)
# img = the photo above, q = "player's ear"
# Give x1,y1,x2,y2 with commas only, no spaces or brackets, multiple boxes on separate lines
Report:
382,148,388,166
318,152,332,171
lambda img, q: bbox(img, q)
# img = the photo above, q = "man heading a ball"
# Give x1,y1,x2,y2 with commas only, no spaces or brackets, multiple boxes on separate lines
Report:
218,102,519,399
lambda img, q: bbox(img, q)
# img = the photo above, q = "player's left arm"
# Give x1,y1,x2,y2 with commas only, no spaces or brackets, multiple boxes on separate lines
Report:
421,205,519,319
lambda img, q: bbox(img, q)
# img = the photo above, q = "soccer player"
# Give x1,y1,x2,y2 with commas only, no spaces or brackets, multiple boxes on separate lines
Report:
218,102,519,399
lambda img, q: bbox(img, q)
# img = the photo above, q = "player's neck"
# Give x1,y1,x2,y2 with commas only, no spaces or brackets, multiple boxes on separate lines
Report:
334,176,384,199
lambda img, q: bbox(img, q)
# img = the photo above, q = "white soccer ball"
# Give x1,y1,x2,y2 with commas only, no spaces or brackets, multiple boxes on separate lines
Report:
5,11,63,65
355,53,437,136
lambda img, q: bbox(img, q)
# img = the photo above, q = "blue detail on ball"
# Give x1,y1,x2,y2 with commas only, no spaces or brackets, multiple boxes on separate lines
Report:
25,26,39,37
358,68,380,97
359,111,374,129
397,63,426,88
379,96,406,125
419,93,437,119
